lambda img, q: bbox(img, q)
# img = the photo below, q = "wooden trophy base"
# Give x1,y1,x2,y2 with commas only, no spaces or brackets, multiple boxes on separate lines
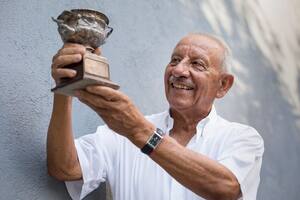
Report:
51,52,119,96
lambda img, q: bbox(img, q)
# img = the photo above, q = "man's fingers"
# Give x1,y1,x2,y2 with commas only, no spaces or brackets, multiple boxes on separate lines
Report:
78,96,103,112
52,44,86,63
52,68,77,79
79,98,112,126
76,90,109,109
79,97,111,120
58,47,86,57
52,54,82,68
86,86,123,101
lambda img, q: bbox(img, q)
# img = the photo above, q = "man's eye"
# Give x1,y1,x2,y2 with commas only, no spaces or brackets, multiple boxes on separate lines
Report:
192,62,207,71
170,58,180,66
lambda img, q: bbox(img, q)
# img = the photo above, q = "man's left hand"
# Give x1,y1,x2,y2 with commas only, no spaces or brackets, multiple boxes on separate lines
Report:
75,86,154,141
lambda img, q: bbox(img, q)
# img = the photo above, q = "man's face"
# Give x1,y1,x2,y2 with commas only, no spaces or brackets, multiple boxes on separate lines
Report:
164,34,225,114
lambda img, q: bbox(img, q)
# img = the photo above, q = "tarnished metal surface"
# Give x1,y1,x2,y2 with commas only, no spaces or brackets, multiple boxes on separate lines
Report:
53,9,113,49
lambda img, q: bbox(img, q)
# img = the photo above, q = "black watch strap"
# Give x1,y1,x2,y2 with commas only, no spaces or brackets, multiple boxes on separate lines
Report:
141,128,164,155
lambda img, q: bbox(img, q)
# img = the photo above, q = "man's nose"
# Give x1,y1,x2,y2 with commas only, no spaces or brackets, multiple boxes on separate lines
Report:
172,60,190,78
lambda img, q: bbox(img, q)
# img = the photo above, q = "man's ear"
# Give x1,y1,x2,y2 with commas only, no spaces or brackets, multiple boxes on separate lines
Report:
216,73,234,98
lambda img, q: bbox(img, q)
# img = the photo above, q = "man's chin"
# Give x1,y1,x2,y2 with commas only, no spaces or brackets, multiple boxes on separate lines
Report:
168,100,193,111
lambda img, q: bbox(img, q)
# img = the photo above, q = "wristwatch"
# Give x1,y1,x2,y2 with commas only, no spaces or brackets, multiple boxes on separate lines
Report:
141,128,165,155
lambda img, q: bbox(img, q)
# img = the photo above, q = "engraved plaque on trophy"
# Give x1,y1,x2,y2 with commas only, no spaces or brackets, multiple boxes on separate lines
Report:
51,9,119,96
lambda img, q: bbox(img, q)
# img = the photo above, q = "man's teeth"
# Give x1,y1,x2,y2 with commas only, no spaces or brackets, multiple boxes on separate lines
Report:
172,83,193,90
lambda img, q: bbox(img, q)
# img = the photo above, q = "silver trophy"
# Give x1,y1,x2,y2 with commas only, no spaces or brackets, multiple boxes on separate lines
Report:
51,9,119,96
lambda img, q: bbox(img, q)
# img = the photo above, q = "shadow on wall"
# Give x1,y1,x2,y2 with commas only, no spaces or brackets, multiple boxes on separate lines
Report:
176,0,300,200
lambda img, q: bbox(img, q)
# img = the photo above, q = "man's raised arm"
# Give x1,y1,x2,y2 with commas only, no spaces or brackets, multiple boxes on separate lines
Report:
47,44,87,181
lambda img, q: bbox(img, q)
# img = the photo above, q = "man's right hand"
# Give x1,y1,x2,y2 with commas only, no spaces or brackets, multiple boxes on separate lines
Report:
47,44,89,181
51,43,86,85
48,44,102,181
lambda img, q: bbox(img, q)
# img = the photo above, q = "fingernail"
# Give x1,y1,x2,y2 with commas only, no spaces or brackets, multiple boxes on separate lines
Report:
86,86,92,91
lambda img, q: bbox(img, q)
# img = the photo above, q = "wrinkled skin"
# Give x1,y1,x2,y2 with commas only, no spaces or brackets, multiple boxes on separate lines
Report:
165,34,233,121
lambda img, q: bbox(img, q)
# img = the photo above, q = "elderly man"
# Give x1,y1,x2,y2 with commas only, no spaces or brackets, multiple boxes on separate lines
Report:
47,33,264,200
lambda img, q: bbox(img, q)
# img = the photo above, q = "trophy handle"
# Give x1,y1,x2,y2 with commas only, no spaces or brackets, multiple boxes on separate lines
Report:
106,26,113,38
85,46,95,52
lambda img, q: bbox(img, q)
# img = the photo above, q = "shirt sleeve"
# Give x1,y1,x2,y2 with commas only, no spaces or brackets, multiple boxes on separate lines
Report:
65,125,118,200
217,126,264,200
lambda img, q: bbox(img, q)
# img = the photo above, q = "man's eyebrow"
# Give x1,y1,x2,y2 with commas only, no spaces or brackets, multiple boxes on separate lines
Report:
195,56,209,64
188,54,209,66
170,52,183,58
171,48,210,65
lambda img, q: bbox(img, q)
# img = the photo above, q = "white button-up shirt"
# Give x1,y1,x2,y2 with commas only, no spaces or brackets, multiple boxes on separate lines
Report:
66,107,264,200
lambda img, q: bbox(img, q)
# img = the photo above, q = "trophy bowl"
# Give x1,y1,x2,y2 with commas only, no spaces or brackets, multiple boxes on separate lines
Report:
51,9,119,96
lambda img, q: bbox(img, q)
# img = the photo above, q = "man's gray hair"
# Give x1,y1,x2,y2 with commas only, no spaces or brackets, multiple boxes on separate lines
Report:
194,33,233,73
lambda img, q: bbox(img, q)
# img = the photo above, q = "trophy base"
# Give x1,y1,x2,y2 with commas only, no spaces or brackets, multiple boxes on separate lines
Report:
51,52,119,96
51,76,119,96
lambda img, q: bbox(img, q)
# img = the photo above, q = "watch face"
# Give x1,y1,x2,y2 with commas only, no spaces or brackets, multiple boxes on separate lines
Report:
149,134,161,147
156,128,164,136
141,129,165,155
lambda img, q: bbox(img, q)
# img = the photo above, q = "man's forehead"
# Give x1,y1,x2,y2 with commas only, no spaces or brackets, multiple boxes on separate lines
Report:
175,34,224,52
172,34,225,68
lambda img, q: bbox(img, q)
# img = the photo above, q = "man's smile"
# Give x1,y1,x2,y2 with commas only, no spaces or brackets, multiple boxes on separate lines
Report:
171,82,194,90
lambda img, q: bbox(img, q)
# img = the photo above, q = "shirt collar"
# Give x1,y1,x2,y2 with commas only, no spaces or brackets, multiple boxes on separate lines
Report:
164,106,218,139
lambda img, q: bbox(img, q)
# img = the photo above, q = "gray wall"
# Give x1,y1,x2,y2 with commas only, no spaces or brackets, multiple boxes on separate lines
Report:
0,0,299,199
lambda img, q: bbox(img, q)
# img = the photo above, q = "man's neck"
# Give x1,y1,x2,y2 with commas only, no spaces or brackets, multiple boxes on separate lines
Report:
169,107,211,146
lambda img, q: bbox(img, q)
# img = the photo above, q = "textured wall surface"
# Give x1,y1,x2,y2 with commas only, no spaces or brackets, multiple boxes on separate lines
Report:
0,0,299,199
